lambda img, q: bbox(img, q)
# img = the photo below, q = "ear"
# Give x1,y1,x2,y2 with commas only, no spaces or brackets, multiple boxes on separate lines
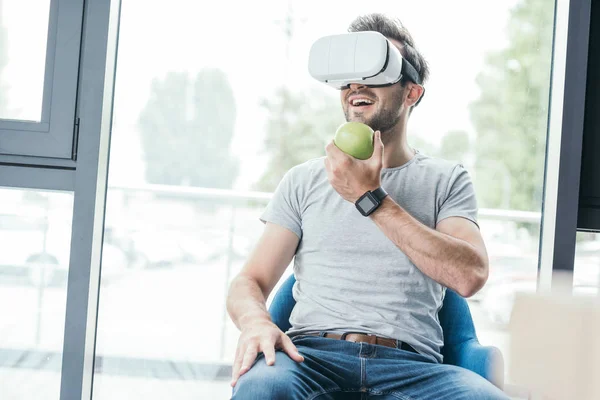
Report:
405,84,425,107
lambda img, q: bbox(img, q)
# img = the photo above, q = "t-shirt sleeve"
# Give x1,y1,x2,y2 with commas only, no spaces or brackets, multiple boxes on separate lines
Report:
436,164,479,228
259,168,303,239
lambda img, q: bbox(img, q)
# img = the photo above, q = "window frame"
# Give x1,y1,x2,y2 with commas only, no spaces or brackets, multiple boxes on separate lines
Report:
538,0,592,290
0,0,84,161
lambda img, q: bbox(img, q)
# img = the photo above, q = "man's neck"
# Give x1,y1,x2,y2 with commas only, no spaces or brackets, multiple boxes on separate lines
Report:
382,126,415,169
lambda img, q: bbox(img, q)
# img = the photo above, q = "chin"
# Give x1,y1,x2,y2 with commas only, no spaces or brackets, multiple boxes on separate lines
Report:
358,117,374,127
347,114,367,124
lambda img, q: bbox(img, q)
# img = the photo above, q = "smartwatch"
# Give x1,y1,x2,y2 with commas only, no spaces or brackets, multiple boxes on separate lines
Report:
355,187,388,216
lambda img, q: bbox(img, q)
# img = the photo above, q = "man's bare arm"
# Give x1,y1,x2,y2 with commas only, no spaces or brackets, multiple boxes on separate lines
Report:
226,222,303,386
370,197,489,298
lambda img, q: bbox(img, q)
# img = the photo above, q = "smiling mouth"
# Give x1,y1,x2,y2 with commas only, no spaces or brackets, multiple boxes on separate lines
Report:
349,99,375,109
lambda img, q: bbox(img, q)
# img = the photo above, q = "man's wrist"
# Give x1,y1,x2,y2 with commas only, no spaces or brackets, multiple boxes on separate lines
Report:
369,197,412,229
369,195,395,217
355,186,388,216
239,312,272,331
356,184,382,201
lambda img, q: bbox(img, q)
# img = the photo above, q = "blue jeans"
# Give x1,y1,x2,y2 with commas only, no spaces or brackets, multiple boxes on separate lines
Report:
231,334,509,400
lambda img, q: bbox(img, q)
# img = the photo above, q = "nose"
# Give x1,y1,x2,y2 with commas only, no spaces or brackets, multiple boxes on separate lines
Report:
348,83,367,91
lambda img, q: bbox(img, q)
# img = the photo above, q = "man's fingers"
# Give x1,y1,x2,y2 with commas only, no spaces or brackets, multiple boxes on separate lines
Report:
239,346,259,376
231,344,258,387
326,140,346,162
262,342,277,366
324,141,337,163
371,131,384,166
324,141,333,156
281,335,304,363
230,344,245,387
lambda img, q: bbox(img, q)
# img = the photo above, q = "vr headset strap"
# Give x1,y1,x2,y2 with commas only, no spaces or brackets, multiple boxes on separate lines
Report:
401,59,422,85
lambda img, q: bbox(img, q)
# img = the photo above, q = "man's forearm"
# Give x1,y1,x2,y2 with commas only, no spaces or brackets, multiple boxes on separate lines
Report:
227,275,273,331
370,197,487,297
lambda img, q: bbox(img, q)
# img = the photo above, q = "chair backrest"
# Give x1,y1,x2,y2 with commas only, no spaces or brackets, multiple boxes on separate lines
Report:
268,274,479,360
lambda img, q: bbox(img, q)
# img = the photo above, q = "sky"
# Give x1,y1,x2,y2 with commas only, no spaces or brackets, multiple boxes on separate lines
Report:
1,0,521,190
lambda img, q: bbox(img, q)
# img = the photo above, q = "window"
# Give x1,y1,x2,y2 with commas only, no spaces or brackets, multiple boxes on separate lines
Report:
0,0,50,122
94,0,556,397
0,0,83,160
0,187,73,400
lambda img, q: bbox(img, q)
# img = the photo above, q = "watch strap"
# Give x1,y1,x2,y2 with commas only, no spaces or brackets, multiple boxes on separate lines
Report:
371,187,388,202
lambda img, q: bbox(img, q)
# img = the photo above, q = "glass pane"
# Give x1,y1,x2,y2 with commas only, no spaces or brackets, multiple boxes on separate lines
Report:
472,216,540,383
95,0,554,396
574,232,600,296
0,0,51,122
0,187,73,399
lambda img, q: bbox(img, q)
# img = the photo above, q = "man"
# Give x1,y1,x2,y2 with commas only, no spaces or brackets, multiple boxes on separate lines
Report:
226,13,508,400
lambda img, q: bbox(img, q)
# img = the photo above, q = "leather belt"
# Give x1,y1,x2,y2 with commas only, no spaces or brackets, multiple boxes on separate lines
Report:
304,332,418,354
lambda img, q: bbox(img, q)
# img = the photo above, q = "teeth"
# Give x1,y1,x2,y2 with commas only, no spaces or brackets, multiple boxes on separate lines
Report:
351,98,374,106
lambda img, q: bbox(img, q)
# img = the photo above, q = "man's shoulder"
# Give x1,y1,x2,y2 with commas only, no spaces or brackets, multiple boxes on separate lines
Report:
286,157,327,181
411,152,467,180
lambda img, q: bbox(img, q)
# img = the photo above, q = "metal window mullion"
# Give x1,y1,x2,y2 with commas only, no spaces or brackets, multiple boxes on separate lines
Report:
538,0,592,291
39,0,60,124
0,164,75,191
48,0,86,156
550,0,592,277
59,0,121,399
0,0,84,160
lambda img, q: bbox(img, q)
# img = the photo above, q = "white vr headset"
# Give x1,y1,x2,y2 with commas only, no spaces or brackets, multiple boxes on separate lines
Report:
308,31,422,90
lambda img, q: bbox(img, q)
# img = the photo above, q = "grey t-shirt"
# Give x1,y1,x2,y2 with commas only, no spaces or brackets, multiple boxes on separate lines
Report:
260,153,478,363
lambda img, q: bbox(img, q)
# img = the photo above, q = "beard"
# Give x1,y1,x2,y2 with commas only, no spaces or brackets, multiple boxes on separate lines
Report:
343,86,405,144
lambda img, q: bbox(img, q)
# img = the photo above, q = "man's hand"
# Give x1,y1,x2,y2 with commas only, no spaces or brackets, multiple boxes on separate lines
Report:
231,320,304,387
324,131,384,203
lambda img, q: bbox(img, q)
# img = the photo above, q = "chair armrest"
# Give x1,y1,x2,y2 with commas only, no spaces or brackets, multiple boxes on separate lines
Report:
445,339,505,390
268,275,296,332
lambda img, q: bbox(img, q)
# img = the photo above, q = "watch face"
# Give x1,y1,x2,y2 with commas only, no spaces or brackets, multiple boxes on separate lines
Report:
357,193,378,215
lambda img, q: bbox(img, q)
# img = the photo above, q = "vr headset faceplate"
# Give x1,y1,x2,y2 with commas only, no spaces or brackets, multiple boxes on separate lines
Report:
308,31,422,90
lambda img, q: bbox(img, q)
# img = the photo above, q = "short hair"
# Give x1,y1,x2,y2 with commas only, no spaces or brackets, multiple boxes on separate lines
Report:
348,13,430,86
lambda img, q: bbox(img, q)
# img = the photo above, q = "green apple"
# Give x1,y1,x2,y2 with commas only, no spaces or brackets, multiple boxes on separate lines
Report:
333,121,374,160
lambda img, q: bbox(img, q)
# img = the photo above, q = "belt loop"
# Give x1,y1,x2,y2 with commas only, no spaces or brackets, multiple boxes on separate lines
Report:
396,340,401,349
319,331,327,337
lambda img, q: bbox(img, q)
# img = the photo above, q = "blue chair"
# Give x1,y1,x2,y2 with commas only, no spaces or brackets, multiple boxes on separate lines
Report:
269,274,504,390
